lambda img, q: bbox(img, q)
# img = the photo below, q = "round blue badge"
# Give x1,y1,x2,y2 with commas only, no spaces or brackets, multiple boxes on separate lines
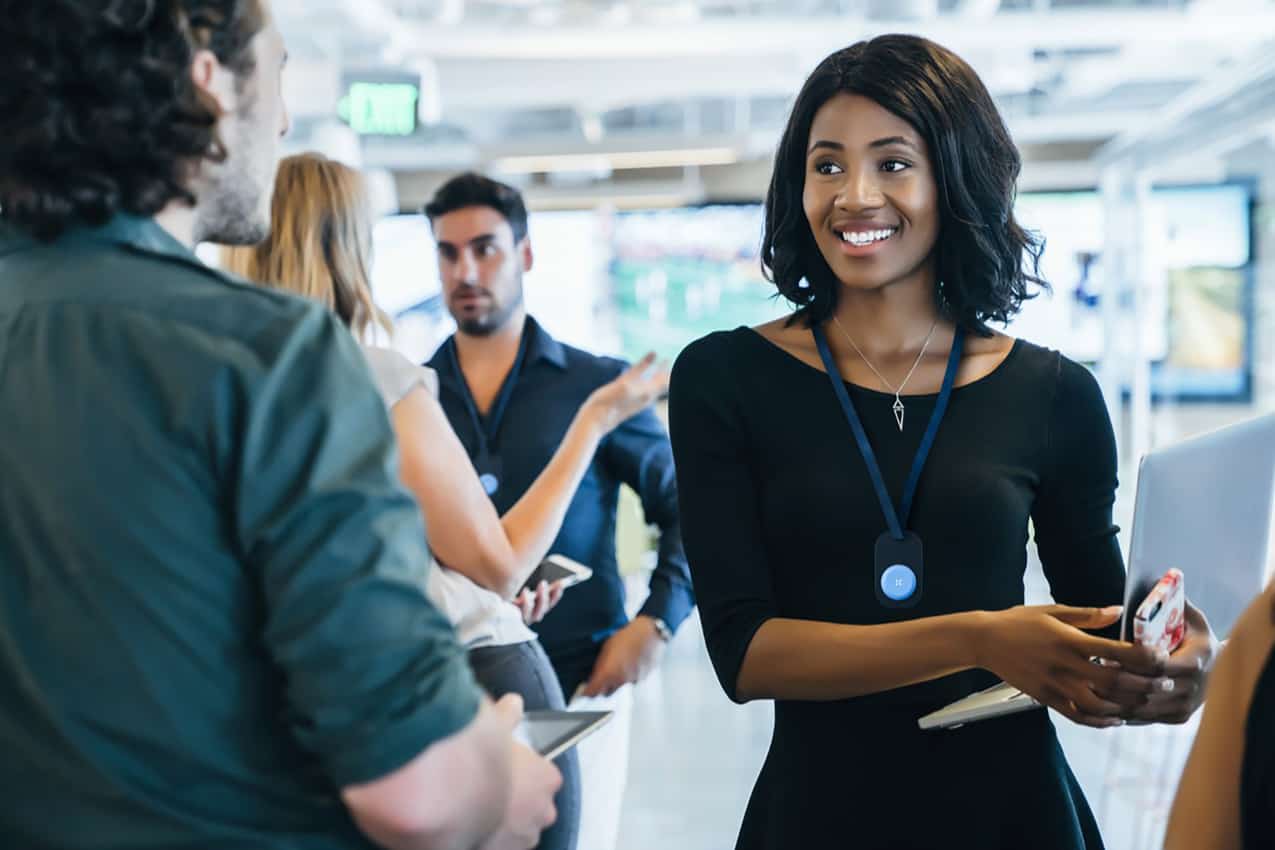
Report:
880,564,917,601
479,473,500,495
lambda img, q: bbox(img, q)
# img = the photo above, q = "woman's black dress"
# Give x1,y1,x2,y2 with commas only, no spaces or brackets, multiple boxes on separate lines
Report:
668,328,1126,850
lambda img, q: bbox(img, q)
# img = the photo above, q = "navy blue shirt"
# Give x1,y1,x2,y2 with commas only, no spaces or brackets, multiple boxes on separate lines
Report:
429,317,693,695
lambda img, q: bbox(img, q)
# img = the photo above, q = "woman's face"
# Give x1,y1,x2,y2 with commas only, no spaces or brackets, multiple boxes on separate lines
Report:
802,93,940,295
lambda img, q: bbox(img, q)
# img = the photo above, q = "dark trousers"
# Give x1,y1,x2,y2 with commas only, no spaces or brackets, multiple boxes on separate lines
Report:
469,640,581,850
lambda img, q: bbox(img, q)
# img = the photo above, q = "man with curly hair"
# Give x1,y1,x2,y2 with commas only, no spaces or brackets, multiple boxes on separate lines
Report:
0,2,560,848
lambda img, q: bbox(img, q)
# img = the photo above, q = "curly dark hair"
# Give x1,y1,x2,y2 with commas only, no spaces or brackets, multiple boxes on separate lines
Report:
0,0,265,241
762,34,1046,334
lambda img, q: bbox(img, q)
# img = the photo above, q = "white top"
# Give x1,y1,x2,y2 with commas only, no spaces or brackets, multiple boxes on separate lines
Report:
361,345,535,649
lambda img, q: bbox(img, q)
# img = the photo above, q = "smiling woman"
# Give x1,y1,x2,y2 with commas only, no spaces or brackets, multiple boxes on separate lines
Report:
668,33,1218,850
762,36,1045,334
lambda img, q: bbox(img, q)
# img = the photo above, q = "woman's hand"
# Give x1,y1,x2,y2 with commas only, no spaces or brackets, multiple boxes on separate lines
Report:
1117,600,1218,725
513,579,568,625
975,604,1167,728
579,353,670,435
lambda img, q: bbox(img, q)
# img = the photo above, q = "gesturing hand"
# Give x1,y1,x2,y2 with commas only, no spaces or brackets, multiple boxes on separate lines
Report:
580,353,669,434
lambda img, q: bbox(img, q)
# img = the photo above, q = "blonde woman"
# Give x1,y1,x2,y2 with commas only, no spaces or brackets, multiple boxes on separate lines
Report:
225,153,668,850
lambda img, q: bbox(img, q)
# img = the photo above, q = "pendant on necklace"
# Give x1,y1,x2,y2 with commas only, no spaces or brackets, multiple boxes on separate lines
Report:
893,397,905,432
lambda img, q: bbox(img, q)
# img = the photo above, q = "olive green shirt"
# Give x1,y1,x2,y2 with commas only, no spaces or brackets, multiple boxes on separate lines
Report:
0,216,481,848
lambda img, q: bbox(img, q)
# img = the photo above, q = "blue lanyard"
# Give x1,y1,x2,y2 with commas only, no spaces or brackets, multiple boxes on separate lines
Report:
445,328,530,461
812,323,965,541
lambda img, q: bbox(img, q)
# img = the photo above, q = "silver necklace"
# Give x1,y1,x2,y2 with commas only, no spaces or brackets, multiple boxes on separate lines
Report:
830,315,940,432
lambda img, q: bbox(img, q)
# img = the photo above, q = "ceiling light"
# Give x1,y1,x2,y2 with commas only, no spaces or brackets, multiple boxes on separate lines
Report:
492,147,738,174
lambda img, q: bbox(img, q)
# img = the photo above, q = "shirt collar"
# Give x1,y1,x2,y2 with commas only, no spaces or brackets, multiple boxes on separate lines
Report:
521,315,567,370
0,214,201,267
437,314,567,373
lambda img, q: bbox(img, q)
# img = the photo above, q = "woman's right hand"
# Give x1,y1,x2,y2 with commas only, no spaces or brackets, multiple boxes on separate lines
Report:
513,579,568,625
579,353,670,435
975,604,1168,728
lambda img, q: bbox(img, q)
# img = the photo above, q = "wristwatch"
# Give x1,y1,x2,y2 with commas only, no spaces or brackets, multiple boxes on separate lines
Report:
645,616,673,643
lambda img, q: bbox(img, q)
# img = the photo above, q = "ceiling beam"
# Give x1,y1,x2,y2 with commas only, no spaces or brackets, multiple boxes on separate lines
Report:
1097,41,1275,172
290,9,1275,62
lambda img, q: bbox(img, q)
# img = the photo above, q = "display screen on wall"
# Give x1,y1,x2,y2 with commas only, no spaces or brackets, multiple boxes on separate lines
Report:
608,204,787,363
1012,182,1253,401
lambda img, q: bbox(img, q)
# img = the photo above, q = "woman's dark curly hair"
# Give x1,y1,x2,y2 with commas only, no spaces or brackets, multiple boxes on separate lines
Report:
0,0,265,241
762,34,1045,334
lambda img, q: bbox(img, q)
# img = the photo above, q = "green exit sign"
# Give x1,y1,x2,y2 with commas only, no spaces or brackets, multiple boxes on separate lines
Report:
338,75,420,137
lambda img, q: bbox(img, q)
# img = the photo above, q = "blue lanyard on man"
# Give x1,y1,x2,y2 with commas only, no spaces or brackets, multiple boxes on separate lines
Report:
446,328,530,497
812,323,965,608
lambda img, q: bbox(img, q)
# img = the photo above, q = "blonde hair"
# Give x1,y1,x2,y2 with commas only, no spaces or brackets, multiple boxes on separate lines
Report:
223,152,391,340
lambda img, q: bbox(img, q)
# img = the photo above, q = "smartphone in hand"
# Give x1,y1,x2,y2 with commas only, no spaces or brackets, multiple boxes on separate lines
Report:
521,554,594,595
1133,568,1186,654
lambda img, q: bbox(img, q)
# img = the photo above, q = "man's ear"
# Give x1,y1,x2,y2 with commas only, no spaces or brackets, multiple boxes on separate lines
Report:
520,238,534,274
189,48,236,116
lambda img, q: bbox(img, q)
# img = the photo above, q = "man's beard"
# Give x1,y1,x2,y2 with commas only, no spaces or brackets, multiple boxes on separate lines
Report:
456,287,523,337
193,107,274,246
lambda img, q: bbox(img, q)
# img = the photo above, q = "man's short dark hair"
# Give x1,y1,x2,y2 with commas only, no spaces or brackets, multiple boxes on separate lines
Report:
0,0,266,241
424,173,529,243
762,34,1046,335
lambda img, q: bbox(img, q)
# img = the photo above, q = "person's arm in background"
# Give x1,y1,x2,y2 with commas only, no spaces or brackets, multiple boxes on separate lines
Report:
580,362,694,698
234,309,558,849
1165,582,1275,850
666,334,1161,725
393,354,667,601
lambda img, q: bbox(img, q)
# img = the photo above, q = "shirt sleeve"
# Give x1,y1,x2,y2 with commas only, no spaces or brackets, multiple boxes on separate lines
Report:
361,345,438,405
667,334,774,701
1031,354,1127,633
598,362,695,634
235,308,480,787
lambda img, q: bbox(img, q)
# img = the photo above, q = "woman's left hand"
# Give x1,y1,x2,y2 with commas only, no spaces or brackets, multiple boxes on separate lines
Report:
1120,601,1219,725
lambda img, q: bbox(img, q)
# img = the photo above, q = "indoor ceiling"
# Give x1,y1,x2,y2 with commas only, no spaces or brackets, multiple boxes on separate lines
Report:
269,0,1275,205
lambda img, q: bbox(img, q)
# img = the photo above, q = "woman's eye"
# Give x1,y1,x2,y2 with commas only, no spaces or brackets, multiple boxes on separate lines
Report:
881,159,910,173
813,160,843,176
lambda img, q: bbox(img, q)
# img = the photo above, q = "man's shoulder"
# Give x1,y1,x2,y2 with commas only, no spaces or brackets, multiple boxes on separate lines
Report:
11,233,319,322
556,340,629,384
113,245,333,354
16,237,340,373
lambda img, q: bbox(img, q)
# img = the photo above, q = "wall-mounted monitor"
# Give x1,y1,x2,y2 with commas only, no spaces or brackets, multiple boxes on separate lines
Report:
1013,181,1254,402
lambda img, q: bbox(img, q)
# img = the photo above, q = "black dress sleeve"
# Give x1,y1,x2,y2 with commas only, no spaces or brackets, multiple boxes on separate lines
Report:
1030,355,1126,620
668,333,776,702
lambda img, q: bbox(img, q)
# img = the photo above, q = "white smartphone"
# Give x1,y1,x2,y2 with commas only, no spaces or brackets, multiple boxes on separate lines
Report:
521,554,593,594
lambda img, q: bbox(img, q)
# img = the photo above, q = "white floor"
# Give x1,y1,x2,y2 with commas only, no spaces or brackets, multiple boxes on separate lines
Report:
616,554,1200,850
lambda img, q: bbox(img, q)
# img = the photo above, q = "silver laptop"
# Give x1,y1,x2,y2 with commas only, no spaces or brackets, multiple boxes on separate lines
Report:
920,413,1275,731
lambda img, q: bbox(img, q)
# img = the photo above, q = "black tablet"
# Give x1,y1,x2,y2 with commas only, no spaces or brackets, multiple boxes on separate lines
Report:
516,710,612,760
